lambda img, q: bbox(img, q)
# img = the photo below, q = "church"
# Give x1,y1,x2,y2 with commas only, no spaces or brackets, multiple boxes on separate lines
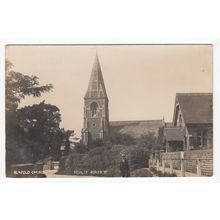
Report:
81,53,163,145
81,54,110,145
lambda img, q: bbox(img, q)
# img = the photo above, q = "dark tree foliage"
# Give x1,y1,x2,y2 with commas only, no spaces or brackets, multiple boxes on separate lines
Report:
5,60,66,168
62,129,75,155
137,132,164,152
74,143,89,154
16,101,62,162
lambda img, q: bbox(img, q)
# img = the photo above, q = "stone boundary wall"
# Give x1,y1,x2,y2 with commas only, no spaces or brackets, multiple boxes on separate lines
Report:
161,149,213,160
150,149,213,176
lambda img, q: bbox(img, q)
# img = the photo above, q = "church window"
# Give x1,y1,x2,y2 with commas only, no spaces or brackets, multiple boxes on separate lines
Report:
90,102,98,117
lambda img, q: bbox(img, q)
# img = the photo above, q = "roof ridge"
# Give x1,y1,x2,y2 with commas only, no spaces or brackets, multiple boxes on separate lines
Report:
110,119,163,123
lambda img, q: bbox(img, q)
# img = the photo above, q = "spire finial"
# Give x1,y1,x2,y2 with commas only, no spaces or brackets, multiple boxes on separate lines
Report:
162,116,165,126
95,48,98,58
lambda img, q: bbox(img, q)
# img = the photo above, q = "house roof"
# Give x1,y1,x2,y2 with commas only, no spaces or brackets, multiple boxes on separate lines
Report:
110,120,163,138
176,93,212,124
84,53,108,99
164,127,185,141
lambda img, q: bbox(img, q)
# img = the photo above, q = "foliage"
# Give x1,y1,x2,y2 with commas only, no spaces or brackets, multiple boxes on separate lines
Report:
59,132,164,177
6,59,53,113
59,144,151,177
74,143,89,154
136,132,164,152
5,60,66,170
62,129,75,155
91,138,104,147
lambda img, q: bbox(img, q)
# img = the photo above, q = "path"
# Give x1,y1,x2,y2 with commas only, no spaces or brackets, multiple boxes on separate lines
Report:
43,170,95,178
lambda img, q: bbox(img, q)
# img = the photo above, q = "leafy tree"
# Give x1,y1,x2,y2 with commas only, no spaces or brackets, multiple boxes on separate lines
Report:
5,60,60,167
137,132,164,152
16,101,62,162
6,59,53,113
62,129,75,155
74,143,89,154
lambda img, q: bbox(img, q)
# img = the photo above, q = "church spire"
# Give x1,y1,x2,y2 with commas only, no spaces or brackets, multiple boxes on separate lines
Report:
84,53,108,100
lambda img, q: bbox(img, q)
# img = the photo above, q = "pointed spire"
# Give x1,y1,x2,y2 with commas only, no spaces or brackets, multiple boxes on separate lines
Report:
84,53,108,99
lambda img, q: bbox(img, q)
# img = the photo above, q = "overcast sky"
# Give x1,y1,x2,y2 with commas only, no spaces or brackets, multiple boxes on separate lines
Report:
6,45,213,137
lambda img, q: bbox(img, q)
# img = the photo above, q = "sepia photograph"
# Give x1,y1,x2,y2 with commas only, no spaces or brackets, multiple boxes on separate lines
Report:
5,44,213,178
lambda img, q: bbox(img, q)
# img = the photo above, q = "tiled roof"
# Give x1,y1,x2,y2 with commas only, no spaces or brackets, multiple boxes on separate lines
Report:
110,120,163,138
176,93,212,124
164,127,185,141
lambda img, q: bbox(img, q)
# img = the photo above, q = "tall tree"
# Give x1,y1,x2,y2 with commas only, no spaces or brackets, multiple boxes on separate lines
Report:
5,60,58,166
16,101,62,162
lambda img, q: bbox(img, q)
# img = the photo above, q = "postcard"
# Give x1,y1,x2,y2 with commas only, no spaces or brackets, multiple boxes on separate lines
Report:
5,44,213,178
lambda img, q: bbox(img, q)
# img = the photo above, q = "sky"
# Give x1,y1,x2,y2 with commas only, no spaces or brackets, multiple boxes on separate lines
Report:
6,45,213,137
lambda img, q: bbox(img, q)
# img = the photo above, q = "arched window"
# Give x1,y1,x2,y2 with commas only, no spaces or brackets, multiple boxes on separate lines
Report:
90,102,98,117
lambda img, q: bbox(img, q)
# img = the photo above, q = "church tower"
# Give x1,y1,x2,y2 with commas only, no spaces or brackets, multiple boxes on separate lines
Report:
82,53,109,145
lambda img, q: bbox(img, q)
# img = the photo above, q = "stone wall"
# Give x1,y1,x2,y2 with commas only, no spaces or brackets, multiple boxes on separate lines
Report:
151,149,213,176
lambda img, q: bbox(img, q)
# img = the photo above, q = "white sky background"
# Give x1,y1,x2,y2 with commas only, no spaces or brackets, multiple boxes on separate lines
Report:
6,45,212,137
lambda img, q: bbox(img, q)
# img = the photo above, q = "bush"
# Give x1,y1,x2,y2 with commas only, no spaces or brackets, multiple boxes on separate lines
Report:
91,138,104,147
74,143,89,154
60,144,150,177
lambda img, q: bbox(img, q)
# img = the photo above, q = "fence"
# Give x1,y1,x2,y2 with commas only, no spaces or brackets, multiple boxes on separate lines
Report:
149,149,213,177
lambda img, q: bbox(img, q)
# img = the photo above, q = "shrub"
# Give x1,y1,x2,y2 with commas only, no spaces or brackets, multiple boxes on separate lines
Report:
91,138,104,147
74,143,89,154
60,144,150,177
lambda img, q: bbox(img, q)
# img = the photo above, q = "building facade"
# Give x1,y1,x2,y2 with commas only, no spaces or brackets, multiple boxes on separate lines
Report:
82,54,109,145
159,93,213,152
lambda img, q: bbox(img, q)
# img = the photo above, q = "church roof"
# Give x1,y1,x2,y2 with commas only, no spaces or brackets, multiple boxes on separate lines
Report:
84,54,108,100
175,93,213,124
110,120,163,138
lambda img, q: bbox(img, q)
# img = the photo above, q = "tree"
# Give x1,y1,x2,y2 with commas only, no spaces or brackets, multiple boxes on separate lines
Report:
16,101,62,162
137,132,164,152
62,129,75,155
6,59,53,113
5,60,56,167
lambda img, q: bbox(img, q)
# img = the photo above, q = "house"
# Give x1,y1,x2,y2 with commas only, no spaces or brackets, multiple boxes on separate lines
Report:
159,93,213,151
